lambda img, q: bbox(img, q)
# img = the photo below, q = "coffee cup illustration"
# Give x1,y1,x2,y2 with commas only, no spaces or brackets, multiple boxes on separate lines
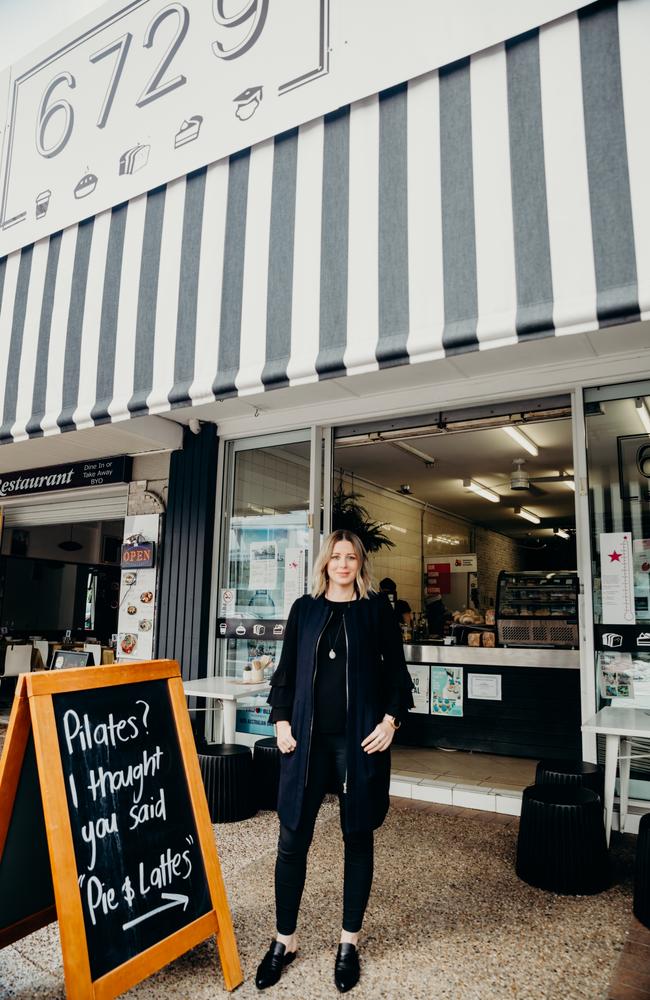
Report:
35,190,51,219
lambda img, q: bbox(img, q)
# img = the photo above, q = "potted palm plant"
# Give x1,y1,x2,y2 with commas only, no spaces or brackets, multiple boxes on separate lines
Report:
331,481,395,554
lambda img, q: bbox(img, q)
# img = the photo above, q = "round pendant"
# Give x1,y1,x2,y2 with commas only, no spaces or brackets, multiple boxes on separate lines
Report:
329,649,337,659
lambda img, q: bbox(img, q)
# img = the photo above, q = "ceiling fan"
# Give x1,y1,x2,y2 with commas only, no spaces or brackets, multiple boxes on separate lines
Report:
492,460,573,497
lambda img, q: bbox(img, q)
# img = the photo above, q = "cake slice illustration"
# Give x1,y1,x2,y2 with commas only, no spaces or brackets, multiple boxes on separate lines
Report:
174,115,203,148
119,143,150,175
234,85,263,121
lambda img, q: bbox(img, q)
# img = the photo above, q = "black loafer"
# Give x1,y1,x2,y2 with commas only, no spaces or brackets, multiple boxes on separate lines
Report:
255,940,297,990
334,943,360,992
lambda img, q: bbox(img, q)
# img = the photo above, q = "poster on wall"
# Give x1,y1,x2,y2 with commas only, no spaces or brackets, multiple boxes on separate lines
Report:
426,563,451,595
117,513,160,662
430,666,463,718
467,673,502,701
406,664,430,715
425,555,477,596
599,532,635,625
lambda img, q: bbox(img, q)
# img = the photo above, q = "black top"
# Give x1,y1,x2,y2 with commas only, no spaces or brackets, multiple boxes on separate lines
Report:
270,598,349,733
313,599,348,734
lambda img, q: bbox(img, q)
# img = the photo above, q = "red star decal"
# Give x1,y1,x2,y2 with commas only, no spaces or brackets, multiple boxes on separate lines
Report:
608,551,622,562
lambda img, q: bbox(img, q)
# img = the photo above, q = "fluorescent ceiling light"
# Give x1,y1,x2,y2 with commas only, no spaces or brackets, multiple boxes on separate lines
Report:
564,479,575,491
635,398,650,434
515,506,541,524
463,479,500,503
390,440,436,465
502,425,539,456
554,528,570,540
385,523,407,534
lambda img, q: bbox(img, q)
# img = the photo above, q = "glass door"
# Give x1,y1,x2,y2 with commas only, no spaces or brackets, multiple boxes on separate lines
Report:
214,427,330,701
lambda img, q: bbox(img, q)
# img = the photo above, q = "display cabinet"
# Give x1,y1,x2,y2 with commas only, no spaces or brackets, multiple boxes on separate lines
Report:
495,570,579,648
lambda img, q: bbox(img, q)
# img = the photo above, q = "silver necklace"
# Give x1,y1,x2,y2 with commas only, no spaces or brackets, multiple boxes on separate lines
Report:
327,610,346,659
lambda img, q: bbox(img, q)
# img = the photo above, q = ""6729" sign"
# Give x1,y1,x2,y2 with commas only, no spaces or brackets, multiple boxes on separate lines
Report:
0,0,329,254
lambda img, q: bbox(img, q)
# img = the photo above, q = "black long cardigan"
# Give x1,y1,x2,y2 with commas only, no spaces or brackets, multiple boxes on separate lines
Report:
268,591,414,834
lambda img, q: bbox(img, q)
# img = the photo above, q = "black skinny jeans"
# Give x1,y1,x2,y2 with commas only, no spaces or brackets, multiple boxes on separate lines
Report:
275,732,374,935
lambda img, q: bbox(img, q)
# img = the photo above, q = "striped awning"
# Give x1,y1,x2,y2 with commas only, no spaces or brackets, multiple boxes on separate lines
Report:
0,0,648,444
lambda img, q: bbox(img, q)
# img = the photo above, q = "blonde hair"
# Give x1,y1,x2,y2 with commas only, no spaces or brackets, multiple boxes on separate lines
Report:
311,530,374,599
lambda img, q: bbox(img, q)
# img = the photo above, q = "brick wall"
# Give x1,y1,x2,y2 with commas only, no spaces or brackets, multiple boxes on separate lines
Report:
474,526,523,609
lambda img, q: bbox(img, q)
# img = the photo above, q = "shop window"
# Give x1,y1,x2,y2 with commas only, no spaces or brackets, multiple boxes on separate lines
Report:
585,384,650,718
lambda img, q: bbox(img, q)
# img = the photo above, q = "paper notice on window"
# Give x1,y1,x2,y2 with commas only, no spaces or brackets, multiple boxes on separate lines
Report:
249,541,278,590
599,532,635,624
600,651,634,699
283,547,306,617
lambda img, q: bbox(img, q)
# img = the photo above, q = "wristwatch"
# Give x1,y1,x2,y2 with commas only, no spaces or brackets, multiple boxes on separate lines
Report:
384,714,401,731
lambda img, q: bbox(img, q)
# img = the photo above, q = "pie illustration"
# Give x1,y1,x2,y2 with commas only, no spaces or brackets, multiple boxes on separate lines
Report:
140,591,153,604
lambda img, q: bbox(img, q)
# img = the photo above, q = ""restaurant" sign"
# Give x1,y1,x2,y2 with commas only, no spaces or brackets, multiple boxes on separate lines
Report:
0,456,130,499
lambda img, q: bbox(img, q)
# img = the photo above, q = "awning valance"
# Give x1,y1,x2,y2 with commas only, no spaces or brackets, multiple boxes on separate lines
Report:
0,0,647,444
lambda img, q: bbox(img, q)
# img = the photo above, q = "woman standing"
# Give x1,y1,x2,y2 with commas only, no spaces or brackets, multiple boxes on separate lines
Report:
255,529,414,993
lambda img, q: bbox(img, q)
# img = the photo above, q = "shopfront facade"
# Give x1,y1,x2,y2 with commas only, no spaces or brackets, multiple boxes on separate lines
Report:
0,3,649,798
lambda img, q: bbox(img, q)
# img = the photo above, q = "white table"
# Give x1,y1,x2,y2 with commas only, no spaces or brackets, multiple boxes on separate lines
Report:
183,676,270,743
582,706,650,845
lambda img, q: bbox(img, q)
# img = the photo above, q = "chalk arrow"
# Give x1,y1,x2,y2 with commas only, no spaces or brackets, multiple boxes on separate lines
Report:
122,892,189,931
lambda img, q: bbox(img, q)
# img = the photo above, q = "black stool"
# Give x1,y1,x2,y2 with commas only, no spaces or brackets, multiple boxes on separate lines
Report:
535,758,605,804
633,812,650,928
198,744,256,823
253,737,281,810
516,784,609,895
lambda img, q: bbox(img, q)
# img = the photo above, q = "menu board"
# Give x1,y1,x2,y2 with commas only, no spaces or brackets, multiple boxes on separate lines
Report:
0,662,242,997
53,680,211,980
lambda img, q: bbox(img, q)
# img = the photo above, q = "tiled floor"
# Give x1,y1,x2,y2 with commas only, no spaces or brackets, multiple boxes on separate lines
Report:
608,917,650,1000
390,744,536,815
392,744,536,789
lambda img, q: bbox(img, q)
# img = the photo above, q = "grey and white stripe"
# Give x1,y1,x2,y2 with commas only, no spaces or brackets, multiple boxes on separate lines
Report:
0,0,647,444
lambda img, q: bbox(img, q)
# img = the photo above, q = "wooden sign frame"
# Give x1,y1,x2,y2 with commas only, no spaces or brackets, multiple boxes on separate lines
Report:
0,660,243,998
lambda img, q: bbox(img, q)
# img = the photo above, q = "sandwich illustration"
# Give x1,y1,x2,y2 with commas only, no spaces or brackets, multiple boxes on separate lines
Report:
174,115,203,148
234,85,262,121
119,143,150,176
74,173,98,199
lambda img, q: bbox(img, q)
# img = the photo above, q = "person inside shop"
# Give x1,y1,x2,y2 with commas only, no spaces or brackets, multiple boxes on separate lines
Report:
379,577,412,628
425,587,448,638
256,529,414,993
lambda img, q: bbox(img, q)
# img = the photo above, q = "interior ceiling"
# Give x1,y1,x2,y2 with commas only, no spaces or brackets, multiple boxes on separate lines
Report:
334,417,576,539
585,395,650,487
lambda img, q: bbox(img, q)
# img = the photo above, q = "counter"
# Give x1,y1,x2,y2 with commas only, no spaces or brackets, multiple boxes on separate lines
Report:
403,645,580,670
398,643,581,760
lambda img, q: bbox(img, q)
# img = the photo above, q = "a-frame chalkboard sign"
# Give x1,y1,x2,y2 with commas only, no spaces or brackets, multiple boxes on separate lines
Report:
0,660,243,998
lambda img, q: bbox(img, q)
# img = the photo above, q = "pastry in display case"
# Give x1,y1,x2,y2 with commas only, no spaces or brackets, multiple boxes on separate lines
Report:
495,570,579,648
